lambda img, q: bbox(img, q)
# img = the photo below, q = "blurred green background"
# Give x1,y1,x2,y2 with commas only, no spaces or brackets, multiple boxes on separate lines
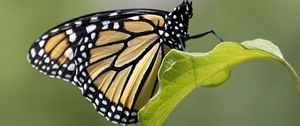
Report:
1,0,299,126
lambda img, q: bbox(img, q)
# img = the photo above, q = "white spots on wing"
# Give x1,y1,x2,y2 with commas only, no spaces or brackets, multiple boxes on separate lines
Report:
52,64,59,69
34,59,39,64
30,48,36,57
95,99,100,105
178,44,182,49
69,33,77,42
159,38,163,43
91,32,96,39
113,22,120,29
75,21,82,26
81,52,87,58
58,70,63,75
65,74,72,79
129,119,135,123
102,100,107,105
98,111,104,116
88,43,93,48
45,57,50,63
129,16,139,20
50,28,59,33
164,32,169,37
79,65,83,71
80,45,85,51
111,106,116,112
100,107,106,112
173,15,177,19
77,57,83,63
89,86,96,92
186,5,190,11
83,84,87,90
90,17,98,22
131,112,137,116
121,118,127,123
38,49,44,57
117,106,123,111
64,47,74,60
109,12,118,16
124,111,129,116
82,71,87,77
158,30,164,35
111,121,118,124
175,26,179,30
179,23,183,27
66,29,73,35
88,94,93,99
64,23,70,27
108,112,112,117
86,24,96,33
41,65,46,70
51,71,56,75
98,93,103,99
185,11,189,15
67,63,75,71
84,37,89,43
46,67,50,71
102,25,108,30
102,20,110,25
39,40,45,47
114,114,120,120
42,34,49,40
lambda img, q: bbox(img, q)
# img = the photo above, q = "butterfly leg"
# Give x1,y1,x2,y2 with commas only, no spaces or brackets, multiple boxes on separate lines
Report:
187,29,224,42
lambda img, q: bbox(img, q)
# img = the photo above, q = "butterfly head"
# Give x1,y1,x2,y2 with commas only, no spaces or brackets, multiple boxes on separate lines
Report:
162,0,193,50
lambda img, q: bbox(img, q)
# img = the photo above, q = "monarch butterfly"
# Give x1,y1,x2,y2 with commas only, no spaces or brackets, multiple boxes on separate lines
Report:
27,0,222,125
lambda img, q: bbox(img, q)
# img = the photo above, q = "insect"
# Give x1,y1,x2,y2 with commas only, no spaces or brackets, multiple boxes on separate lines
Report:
27,0,222,125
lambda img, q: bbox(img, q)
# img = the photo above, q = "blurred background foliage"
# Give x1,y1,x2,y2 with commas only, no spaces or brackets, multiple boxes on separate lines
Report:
0,0,299,126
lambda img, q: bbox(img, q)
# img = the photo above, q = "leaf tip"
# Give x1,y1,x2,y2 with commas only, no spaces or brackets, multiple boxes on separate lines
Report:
242,39,284,59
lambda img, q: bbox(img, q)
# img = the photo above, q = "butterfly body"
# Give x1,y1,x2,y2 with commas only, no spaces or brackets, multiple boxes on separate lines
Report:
28,0,193,125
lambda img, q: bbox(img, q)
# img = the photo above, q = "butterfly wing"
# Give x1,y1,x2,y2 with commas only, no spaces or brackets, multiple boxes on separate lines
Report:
27,9,171,125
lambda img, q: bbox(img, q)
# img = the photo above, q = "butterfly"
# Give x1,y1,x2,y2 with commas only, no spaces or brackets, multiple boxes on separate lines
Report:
27,0,222,125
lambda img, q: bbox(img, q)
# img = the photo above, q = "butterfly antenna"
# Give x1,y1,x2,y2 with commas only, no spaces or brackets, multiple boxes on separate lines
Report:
187,29,224,42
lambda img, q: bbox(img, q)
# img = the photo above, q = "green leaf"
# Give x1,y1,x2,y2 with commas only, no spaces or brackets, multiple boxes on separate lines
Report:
138,39,300,126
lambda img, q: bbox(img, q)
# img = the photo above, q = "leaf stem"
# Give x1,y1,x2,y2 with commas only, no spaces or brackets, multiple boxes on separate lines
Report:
283,60,300,94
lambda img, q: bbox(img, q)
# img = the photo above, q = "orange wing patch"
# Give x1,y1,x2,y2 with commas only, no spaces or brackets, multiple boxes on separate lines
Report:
45,33,66,52
115,33,158,67
94,71,116,92
106,67,132,103
133,46,162,110
142,14,165,27
90,43,124,63
124,21,153,33
43,33,70,64
87,56,115,80
120,43,160,109
96,31,131,46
